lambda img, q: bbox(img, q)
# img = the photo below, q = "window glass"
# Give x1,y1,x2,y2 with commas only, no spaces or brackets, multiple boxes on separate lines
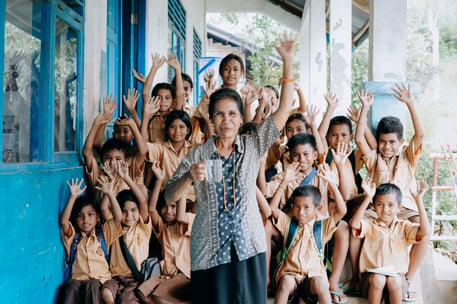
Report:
3,1,42,163
54,17,78,152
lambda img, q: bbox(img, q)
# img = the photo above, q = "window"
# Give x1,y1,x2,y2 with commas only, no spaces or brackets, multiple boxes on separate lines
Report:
168,0,186,81
1,0,83,166
193,28,202,105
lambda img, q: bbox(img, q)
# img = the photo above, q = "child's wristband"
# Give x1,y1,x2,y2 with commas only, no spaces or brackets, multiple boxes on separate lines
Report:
280,77,296,83
362,107,370,111
279,184,287,190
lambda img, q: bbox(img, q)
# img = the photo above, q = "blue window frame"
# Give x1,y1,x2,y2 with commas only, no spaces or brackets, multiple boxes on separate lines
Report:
193,28,202,105
168,0,186,81
1,0,84,171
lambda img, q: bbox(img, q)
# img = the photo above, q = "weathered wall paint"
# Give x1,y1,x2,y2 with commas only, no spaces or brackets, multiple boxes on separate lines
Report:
0,166,84,303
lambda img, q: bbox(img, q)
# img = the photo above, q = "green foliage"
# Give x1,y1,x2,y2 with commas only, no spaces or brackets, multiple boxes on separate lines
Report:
220,13,299,86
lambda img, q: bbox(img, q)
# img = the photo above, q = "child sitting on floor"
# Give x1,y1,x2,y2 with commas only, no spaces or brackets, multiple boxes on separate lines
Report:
269,164,347,304
349,180,430,304
59,178,121,304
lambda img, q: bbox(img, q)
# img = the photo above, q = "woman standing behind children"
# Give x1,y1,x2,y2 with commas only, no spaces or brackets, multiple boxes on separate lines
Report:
59,178,121,304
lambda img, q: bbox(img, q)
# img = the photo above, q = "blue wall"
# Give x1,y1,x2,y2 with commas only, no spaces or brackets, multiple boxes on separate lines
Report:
0,166,84,303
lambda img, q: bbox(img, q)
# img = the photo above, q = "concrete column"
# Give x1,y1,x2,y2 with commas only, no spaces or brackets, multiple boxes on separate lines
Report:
145,0,168,82
329,0,352,115
365,0,417,131
299,0,326,111
369,0,407,81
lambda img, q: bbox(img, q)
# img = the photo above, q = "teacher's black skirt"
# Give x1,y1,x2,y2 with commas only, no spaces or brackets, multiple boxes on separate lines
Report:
191,246,267,304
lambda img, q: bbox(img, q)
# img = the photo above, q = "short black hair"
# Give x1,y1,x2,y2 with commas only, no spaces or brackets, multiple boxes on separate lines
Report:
287,133,316,152
376,116,404,141
286,113,311,131
101,138,131,159
151,82,176,99
219,53,244,77
328,115,353,136
373,183,402,206
208,88,244,120
116,189,139,210
290,185,322,207
239,121,259,135
171,73,193,89
70,195,99,229
165,110,192,141
264,84,279,99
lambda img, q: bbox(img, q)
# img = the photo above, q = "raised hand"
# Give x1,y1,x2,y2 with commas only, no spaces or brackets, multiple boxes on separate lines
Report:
275,32,298,60
150,161,165,181
331,141,352,167
303,104,320,127
347,104,361,124
103,161,118,180
204,69,215,87
357,89,373,108
117,160,129,180
66,178,87,197
143,96,160,119
151,53,166,70
245,85,262,107
166,54,181,71
392,82,413,105
131,68,145,84
317,163,338,186
123,88,140,113
101,95,117,123
361,177,376,199
95,175,115,195
324,92,339,109
410,180,428,204
203,79,217,100
283,162,300,184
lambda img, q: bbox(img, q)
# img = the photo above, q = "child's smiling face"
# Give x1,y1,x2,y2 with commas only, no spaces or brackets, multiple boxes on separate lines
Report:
289,143,317,174
121,200,140,227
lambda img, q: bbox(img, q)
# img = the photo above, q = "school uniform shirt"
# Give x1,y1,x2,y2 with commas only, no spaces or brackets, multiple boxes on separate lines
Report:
60,220,119,283
109,217,152,277
167,115,280,271
273,211,337,283
363,141,422,211
128,152,145,186
146,140,197,202
266,171,334,219
85,155,129,202
354,217,421,274
154,213,195,278
148,113,167,143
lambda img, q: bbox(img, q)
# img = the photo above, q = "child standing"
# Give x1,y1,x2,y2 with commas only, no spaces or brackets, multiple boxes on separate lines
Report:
59,178,121,304
135,164,194,304
97,160,150,304
270,165,347,304
349,180,430,304
355,83,428,301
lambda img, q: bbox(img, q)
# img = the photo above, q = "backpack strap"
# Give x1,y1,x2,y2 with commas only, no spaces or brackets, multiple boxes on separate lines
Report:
119,235,142,282
63,231,81,282
312,220,324,261
95,228,109,262
272,217,299,289
284,168,317,209
63,229,109,282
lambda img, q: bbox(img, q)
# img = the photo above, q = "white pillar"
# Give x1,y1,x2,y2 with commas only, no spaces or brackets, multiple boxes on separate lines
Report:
369,0,407,81
145,0,168,82
329,0,352,114
299,0,327,113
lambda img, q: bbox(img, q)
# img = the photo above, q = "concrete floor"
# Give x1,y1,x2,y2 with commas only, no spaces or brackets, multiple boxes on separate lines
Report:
267,245,457,303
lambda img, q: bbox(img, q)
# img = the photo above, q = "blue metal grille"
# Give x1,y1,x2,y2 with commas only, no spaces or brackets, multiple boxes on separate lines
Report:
193,28,202,59
168,0,186,40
